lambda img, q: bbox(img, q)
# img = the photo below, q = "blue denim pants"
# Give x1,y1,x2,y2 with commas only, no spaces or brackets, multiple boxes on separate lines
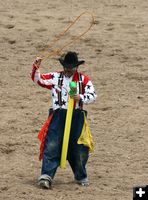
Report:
41,108,89,181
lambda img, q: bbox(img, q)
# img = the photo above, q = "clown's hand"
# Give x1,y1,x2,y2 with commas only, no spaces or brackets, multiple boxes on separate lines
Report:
33,57,42,69
71,94,81,102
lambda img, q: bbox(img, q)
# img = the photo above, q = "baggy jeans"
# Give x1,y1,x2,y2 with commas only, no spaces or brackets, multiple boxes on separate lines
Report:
41,108,89,181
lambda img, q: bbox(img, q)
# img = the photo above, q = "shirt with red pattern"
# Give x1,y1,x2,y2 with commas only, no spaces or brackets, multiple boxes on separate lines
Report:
31,65,97,110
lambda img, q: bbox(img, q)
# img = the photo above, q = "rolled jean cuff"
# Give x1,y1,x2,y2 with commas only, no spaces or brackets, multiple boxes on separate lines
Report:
38,174,53,183
75,177,89,183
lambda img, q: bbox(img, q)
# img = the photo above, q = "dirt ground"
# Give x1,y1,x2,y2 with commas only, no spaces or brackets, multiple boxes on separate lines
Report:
0,0,148,199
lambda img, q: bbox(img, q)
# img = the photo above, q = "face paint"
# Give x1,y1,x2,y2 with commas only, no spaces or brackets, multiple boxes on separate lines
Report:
64,67,77,78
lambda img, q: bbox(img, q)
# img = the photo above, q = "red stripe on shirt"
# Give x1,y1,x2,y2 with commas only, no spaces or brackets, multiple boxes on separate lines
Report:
31,65,37,81
37,80,52,90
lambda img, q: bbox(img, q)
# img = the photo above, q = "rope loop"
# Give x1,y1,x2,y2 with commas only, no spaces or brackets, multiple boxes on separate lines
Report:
38,11,95,60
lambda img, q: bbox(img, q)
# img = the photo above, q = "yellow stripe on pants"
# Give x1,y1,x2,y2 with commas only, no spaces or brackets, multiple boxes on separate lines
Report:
60,96,74,169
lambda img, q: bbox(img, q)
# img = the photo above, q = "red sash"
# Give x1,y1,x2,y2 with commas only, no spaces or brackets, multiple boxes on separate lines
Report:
38,113,54,161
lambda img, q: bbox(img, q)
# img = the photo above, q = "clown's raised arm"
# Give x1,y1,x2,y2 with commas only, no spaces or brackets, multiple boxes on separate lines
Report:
31,64,54,89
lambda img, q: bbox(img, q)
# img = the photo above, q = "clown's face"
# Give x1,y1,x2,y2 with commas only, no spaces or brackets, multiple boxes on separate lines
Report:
63,67,77,78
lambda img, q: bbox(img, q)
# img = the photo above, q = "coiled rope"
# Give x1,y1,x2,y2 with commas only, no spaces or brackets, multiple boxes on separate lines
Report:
38,11,95,60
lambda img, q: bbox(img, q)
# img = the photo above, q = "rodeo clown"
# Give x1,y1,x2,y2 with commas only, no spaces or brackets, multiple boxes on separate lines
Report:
31,51,97,189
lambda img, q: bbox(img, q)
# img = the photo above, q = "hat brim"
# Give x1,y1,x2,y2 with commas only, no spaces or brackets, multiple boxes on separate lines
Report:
59,58,85,68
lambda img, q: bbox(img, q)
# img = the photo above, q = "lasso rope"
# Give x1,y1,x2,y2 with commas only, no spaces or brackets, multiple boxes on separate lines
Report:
38,11,95,60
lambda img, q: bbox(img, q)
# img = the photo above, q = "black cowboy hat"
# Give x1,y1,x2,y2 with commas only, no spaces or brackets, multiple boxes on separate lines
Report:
59,51,85,68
